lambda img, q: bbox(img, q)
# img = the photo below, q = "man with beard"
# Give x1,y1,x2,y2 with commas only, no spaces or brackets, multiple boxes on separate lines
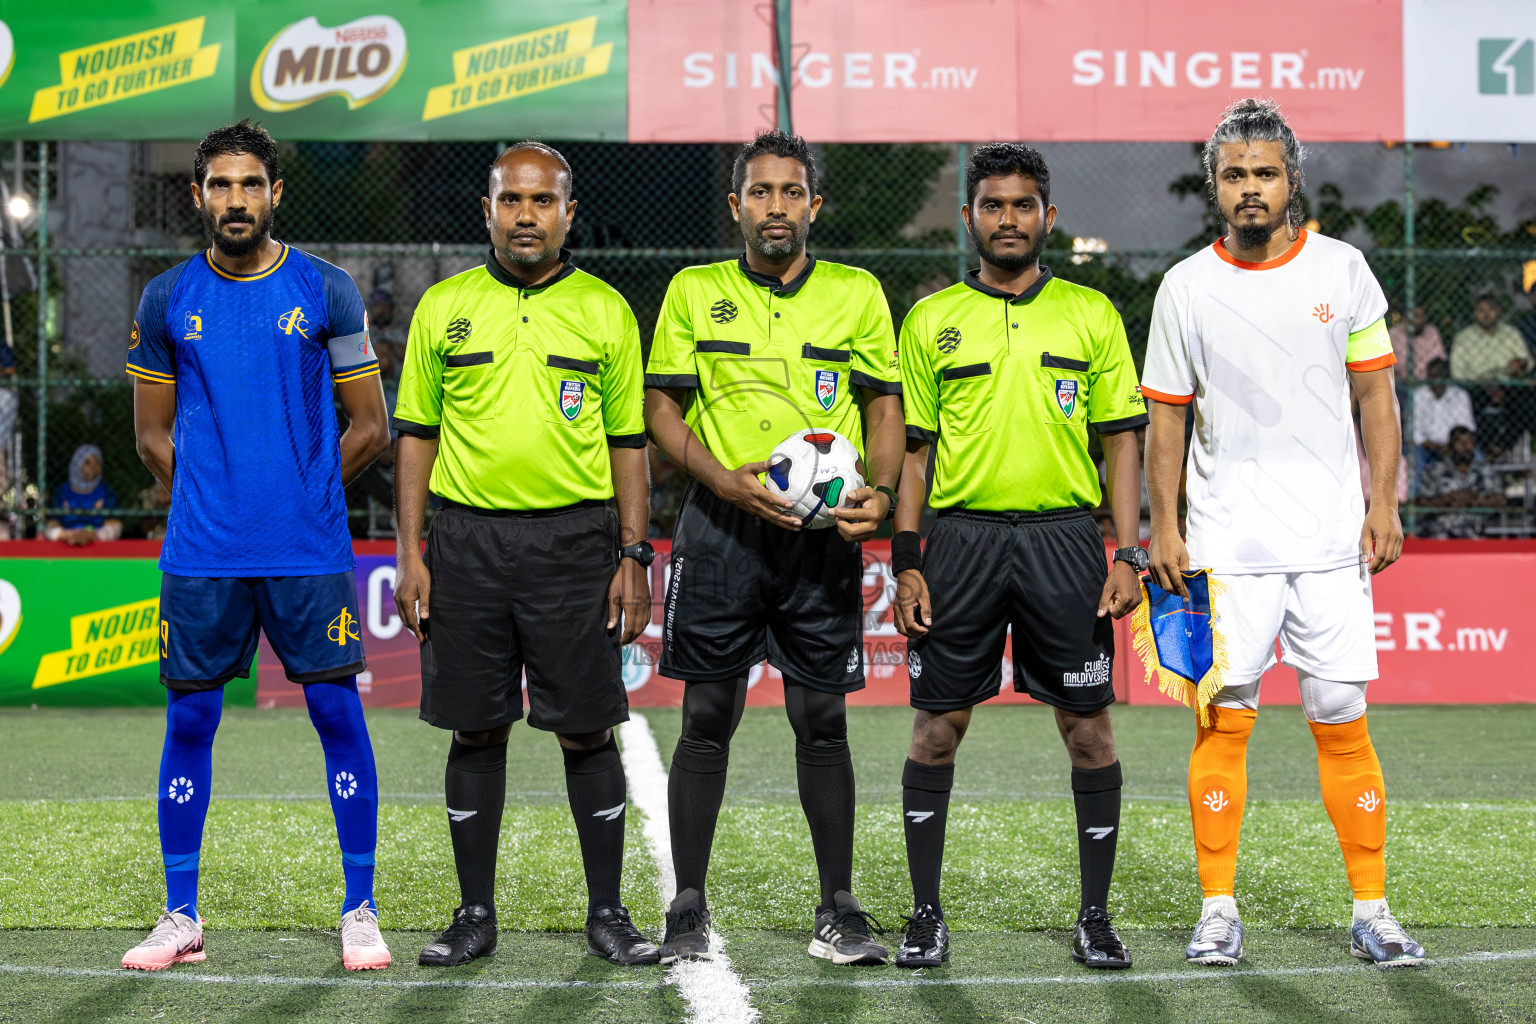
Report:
891,143,1146,970
392,142,657,967
644,130,905,964
1142,99,1423,967
123,121,393,971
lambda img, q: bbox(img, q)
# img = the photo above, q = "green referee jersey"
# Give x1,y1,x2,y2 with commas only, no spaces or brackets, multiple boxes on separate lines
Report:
393,250,646,510
900,268,1148,512
645,255,900,469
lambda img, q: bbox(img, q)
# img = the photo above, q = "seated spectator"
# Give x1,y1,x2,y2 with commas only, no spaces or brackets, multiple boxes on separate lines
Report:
1389,305,1445,382
1410,359,1475,468
1475,384,1525,461
1450,293,1531,381
1415,427,1504,539
44,443,122,545
137,477,172,540
1517,279,1536,362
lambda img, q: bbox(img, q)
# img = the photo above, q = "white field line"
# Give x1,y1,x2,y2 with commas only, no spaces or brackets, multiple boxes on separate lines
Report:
2,948,1532,994
618,713,759,1024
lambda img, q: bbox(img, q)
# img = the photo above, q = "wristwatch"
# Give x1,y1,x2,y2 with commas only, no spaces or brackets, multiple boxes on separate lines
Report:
620,541,656,567
874,484,899,520
1113,546,1150,573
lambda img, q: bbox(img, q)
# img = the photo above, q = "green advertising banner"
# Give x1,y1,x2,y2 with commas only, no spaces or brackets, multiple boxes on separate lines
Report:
0,0,234,140
0,558,254,707
0,0,626,140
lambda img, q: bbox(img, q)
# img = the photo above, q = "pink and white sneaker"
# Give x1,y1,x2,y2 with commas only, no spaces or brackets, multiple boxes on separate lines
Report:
341,901,391,971
122,909,205,971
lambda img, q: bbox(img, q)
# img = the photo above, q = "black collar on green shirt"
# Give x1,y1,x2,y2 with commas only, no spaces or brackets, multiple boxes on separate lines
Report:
963,265,1053,303
484,247,577,291
736,252,817,296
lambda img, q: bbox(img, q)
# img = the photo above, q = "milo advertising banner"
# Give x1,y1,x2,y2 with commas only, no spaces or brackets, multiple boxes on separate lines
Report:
0,554,254,707
0,0,627,140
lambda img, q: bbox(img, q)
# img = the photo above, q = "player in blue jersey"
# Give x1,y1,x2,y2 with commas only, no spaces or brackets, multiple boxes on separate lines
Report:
120,122,393,972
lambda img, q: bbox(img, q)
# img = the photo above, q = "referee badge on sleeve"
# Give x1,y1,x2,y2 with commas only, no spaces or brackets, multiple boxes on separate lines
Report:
815,369,839,411
559,379,585,421
1055,378,1078,419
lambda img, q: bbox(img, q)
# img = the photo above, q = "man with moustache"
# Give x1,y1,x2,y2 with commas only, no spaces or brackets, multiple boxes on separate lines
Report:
1142,99,1422,968
892,143,1147,970
123,120,393,972
644,130,905,964
392,142,657,967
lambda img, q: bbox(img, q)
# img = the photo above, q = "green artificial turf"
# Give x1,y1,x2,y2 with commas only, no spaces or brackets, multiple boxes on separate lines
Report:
2,704,1532,1023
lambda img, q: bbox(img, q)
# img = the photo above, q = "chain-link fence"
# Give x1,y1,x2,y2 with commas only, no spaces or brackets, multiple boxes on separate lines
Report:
10,139,1536,542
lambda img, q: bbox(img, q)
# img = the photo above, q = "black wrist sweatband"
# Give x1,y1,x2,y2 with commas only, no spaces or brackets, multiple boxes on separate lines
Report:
891,531,922,575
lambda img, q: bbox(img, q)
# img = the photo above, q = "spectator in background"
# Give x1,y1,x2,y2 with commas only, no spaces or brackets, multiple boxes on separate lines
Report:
367,288,407,429
44,443,122,544
137,477,172,540
0,340,15,497
1450,293,1530,382
1416,426,1505,538
1389,304,1445,382
1410,358,1475,467
1517,279,1536,363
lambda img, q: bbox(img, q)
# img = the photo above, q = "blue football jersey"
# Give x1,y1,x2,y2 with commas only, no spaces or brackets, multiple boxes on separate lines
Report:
127,244,379,576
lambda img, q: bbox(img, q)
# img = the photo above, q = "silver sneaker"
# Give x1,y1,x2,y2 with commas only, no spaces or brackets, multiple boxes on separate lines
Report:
1350,905,1425,967
1185,902,1244,965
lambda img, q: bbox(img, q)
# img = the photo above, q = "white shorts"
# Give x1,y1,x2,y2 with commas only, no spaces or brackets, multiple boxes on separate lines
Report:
1213,564,1379,685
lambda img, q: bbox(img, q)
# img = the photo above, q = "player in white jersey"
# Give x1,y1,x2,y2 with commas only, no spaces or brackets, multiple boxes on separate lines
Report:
1142,99,1423,968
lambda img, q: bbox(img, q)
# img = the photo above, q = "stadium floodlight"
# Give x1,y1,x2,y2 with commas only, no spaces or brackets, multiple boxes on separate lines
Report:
6,193,29,221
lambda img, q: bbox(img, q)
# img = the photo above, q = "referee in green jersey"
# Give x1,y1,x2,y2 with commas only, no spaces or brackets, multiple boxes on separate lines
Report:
392,143,658,968
644,131,905,965
890,144,1147,971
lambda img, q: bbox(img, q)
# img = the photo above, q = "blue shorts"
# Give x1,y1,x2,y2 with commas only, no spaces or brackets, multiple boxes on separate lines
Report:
159,572,367,691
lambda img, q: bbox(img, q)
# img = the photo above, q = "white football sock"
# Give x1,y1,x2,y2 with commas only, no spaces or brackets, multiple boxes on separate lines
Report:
1354,897,1387,921
1202,895,1238,917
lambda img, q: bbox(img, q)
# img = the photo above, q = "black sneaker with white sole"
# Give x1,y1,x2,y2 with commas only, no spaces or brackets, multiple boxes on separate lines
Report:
418,903,498,966
895,903,949,968
659,888,713,963
1071,906,1132,969
587,905,660,965
808,890,888,966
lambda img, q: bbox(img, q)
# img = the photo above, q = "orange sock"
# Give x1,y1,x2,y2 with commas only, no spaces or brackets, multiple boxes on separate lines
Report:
1310,715,1386,899
1188,705,1257,897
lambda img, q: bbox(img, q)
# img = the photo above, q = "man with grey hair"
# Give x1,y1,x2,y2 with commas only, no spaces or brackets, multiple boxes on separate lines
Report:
1142,98,1424,968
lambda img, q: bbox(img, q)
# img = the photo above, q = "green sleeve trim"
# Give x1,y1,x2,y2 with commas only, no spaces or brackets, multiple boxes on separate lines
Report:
1346,318,1391,362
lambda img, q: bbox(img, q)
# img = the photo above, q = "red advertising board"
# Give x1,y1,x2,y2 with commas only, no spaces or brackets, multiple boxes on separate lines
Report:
628,0,1404,142
255,540,1536,710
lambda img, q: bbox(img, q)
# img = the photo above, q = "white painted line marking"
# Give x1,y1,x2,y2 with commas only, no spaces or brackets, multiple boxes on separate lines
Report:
0,963,647,990
2,948,1530,994
618,713,759,1024
749,947,1536,988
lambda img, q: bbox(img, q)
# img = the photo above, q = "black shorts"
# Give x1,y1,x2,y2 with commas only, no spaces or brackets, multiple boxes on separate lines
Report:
907,508,1115,714
659,482,864,693
419,500,628,734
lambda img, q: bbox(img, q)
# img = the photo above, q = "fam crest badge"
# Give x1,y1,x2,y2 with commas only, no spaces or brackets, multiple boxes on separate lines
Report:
560,379,585,421
1055,378,1078,419
815,369,839,411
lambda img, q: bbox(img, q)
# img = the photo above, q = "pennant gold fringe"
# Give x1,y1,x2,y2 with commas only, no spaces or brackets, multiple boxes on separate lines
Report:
1130,571,1230,727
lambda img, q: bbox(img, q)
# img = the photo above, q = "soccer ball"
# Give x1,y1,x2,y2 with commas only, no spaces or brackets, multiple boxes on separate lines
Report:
764,429,865,529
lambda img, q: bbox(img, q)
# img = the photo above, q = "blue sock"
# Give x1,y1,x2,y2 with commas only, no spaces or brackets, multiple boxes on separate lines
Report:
157,687,224,920
304,677,379,917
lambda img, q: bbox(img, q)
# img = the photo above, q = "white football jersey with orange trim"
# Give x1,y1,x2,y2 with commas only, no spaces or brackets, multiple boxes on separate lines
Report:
1141,230,1393,574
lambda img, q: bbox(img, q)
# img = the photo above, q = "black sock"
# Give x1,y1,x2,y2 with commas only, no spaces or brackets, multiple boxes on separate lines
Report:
668,745,729,901
1072,761,1123,914
902,758,954,910
796,743,856,909
444,739,507,915
562,736,627,913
